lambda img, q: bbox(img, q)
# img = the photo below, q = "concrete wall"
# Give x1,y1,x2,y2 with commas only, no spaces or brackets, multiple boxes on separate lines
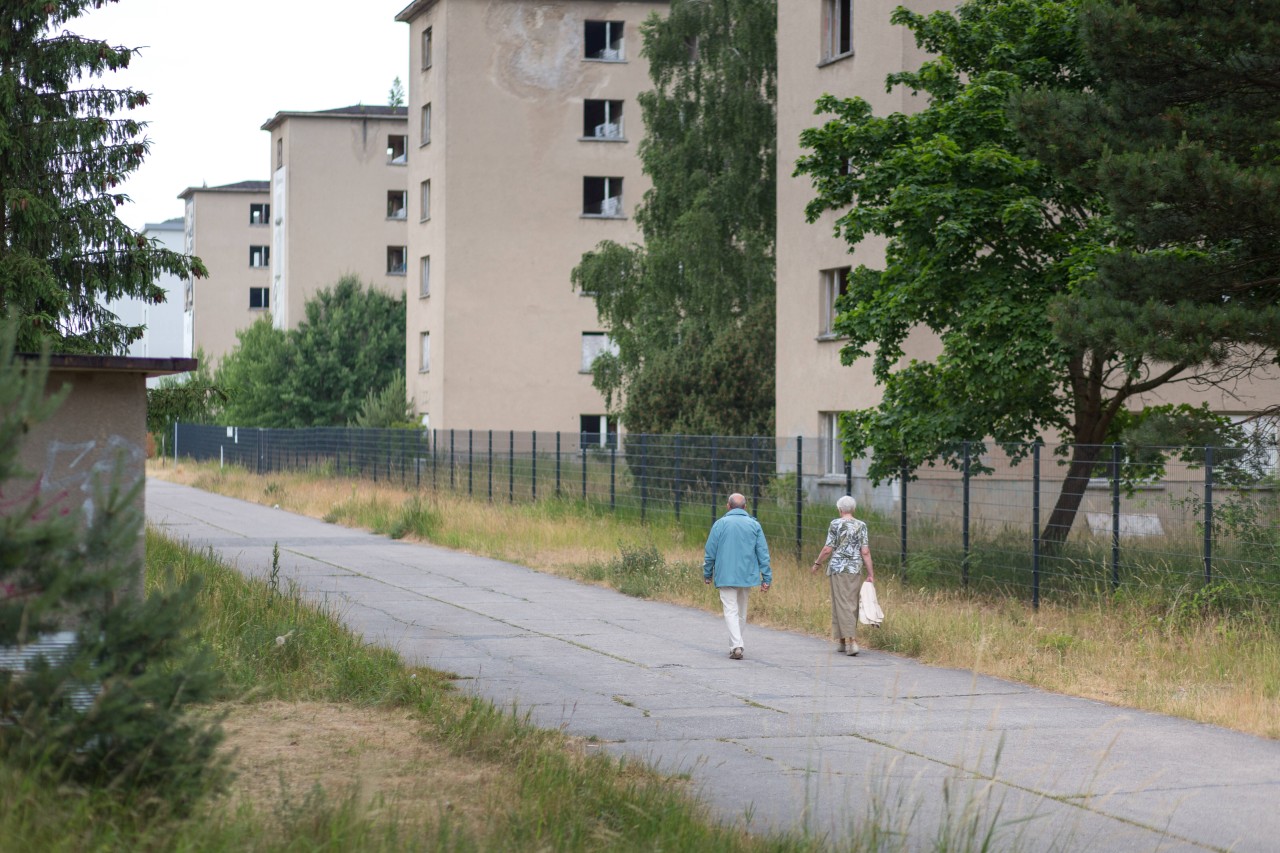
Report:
400,0,666,433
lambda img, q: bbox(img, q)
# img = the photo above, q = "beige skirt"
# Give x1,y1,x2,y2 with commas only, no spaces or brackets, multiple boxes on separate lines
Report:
829,571,865,640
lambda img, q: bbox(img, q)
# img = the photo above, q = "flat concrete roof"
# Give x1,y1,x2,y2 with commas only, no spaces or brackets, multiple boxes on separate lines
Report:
22,353,199,378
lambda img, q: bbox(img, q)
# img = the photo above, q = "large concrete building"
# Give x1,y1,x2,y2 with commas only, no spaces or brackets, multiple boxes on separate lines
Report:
775,0,1278,483
395,0,666,435
261,105,410,330
104,218,187,385
178,180,272,366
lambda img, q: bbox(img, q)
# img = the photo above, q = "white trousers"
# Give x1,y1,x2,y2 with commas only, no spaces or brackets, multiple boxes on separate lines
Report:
718,587,750,650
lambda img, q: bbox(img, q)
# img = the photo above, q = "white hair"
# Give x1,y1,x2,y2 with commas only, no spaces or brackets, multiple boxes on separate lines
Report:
836,495,857,514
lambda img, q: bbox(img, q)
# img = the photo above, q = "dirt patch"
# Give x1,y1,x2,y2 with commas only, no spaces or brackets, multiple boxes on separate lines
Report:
217,700,502,834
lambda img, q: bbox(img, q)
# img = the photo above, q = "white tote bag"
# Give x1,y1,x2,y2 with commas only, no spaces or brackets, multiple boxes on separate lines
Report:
858,580,884,626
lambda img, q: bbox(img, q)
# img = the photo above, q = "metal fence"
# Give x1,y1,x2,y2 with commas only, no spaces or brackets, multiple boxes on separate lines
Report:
173,424,1280,606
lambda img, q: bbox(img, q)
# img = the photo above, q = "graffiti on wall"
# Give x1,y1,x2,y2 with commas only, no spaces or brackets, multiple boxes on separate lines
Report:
39,435,144,525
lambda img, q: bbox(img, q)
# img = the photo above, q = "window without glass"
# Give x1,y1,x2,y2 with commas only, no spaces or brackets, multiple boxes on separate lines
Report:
580,414,617,448
823,0,853,61
420,180,431,220
249,245,270,268
419,332,430,372
421,103,432,145
583,100,624,139
387,190,408,220
581,332,618,372
249,286,270,310
249,203,270,225
388,245,407,275
388,134,408,164
820,266,851,336
820,411,847,475
419,255,431,298
276,137,283,169
583,177,623,216
422,26,433,69
585,20,624,60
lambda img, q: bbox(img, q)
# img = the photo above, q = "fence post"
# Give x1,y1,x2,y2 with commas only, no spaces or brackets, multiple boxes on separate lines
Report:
1111,443,1121,591
845,457,852,498
509,430,514,503
556,431,561,497
711,435,719,527
962,442,970,588
1032,442,1041,610
532,431,538,501
173,421,179,466
581,444,587,503
640,433,647,522
899,459,908,578
674,434,682,521
751,436,761,518
488,430,494,502
795,437,804,564
431,428,437,490
1204,445,1214,585
449,429,456,491
468,429,474,497
610,440,617,512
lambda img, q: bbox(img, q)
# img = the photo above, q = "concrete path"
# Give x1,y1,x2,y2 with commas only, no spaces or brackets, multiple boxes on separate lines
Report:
147,480,1280,851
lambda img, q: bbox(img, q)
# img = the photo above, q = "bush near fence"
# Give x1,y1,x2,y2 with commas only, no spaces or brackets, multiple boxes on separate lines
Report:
171,424,1280,609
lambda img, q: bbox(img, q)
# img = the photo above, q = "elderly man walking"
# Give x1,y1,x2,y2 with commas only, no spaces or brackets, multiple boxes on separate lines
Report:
703,493,772,660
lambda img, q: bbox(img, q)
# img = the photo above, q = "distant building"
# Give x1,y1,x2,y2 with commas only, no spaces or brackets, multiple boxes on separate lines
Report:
261,105,410,330
178,180,272,367
103,218,187,386
394,0,666,435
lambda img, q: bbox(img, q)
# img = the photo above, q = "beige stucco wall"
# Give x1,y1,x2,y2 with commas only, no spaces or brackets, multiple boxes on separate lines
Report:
401,0,666,433
267,113,410,330
182,186,272,366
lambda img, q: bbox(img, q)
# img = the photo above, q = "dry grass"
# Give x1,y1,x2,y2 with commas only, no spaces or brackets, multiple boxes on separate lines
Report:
150,459,1280,739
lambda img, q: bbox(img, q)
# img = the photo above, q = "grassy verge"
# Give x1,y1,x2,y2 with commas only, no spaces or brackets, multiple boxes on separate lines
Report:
150,460,1280,739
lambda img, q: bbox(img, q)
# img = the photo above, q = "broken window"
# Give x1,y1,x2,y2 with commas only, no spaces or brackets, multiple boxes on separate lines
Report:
276,137,283,169
419,255,430,298
422,26,433,69
820,412,847,475
387,190,408,220
249,203,270,225
583,177,623,217
249,287,270,310
583,100,624,139
820,266,851,336
249,245,270,268
420,179,431,220
421,103,432,145
585,20,624,60
387,245,407,276
419,331,430,372
823,0,853,61
580,414,617,449
581,332,618,372
388,134,408,165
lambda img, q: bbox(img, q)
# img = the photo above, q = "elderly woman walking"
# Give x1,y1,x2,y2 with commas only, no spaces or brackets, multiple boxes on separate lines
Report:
810,495,875,656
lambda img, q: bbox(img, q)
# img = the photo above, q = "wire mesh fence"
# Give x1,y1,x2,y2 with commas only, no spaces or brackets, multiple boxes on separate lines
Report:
173,424,1280,606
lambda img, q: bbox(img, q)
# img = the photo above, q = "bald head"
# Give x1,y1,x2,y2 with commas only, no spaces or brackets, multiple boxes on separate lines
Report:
727,493,747,510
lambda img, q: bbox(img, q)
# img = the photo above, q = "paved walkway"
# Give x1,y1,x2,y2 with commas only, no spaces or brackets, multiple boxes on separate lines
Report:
147,480,1280,851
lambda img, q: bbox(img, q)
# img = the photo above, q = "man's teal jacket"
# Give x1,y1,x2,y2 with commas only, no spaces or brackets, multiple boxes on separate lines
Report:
703,508,772,588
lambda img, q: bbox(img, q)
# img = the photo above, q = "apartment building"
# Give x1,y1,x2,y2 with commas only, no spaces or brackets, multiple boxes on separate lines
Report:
103,218,187,385
261,105,410,330
178,180,272,366
776,0,1278,480
395,0,667,435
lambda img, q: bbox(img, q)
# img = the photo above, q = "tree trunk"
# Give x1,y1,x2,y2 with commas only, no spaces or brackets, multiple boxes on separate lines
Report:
1040,442,1104,550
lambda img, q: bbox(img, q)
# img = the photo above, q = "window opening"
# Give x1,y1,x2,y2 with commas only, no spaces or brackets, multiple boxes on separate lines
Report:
585,20,624,60
583,100,624,139
583,177,623,216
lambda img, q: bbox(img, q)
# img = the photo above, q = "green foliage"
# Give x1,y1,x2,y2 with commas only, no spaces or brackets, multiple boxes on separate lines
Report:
215,277,406,427
352,374,415,429
145,348,226,445
1012,0,1280,370
0,0,206,354
0,324,226,813
572,0,777,436
387,76,405,108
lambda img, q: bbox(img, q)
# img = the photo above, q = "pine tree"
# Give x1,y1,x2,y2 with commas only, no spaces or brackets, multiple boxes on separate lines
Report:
0,0,206,354
571,0,777,437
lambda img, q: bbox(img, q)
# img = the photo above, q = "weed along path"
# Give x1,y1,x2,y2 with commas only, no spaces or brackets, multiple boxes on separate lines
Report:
147,479,1278,852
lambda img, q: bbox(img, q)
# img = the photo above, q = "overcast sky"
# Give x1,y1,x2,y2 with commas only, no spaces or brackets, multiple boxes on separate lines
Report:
77,0,411,231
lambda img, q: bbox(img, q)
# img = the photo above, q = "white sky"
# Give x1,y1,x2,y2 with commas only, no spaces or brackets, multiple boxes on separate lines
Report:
77,0,411,231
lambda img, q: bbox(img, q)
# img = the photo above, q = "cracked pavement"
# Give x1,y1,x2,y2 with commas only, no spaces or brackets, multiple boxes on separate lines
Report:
147,479,1280,851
